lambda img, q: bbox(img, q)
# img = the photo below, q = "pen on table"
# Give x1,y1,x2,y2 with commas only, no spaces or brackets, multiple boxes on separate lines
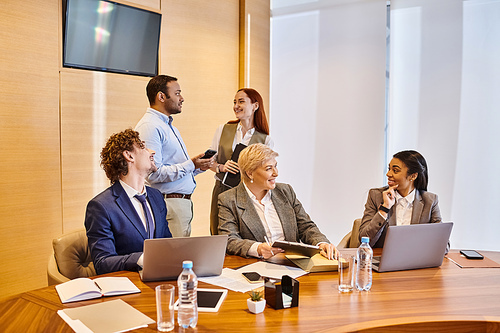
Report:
264,236,274,256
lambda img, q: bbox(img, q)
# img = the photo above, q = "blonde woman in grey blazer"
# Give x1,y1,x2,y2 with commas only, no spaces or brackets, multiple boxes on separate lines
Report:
359,150,442,248
218,143,338,260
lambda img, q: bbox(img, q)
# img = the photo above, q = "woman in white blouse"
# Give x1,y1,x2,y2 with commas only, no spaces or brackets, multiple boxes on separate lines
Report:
208,88,273,235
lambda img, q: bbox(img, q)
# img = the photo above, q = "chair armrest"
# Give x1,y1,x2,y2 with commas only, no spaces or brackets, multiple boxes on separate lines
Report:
337,231,352,249
47,253,70,286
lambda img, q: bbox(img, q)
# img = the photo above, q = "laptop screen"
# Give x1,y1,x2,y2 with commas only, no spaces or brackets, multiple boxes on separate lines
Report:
140,235,228,281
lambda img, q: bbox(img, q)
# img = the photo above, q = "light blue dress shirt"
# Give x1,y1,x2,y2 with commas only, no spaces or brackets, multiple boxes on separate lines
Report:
135,108,203,195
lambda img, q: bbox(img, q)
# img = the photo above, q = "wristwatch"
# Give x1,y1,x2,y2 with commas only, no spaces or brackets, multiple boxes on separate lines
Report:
378,204,390,214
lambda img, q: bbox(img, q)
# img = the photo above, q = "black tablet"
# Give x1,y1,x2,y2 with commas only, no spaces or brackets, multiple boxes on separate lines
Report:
174,288,228,312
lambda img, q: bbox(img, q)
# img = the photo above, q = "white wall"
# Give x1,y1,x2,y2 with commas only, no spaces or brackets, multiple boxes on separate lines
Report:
271,0,388,245
271,0,500,251
389,0,500,251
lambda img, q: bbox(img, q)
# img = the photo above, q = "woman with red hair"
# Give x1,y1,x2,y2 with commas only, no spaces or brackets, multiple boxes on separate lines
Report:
208,88,274,235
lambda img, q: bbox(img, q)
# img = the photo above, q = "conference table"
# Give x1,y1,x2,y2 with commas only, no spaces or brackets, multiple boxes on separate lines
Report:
1,250,500,332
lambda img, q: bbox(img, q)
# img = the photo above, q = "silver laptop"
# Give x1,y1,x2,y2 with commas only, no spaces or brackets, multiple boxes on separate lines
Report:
139,235,228,281
372,222,453,273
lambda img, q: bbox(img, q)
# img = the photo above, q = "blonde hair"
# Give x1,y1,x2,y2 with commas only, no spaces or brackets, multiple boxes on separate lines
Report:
239,143,279,181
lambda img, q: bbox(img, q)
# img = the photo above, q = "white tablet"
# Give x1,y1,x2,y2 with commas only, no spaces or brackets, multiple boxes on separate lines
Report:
174,288,228,313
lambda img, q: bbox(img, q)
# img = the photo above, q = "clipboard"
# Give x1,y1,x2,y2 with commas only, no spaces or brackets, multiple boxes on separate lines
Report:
272,240,320,257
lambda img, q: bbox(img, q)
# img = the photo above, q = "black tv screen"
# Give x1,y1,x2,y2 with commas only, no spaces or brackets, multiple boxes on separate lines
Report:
63,0,161,77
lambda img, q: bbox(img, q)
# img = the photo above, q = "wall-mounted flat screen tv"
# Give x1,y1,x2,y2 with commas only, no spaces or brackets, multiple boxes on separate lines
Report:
63,0,161,77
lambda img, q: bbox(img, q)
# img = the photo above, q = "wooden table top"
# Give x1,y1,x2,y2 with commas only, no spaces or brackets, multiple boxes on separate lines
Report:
1,250,500,332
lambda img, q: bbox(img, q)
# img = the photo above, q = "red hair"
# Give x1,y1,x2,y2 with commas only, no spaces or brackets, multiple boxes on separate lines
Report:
229,88,269,135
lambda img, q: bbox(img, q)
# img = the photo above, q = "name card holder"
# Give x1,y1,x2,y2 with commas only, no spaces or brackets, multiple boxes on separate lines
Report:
264,275,299,309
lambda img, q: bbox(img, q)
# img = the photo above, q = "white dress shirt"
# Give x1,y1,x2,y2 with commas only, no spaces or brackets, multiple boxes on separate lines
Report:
119,180,155,268
395,189,416,226
210,123,274,153
242,182,284,258
119,180,155,231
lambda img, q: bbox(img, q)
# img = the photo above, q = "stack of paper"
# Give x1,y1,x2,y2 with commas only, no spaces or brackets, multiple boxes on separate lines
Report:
199,261,307,293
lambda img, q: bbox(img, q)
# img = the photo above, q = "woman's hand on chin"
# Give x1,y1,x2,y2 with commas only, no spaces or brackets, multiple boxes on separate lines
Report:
382,184,398,209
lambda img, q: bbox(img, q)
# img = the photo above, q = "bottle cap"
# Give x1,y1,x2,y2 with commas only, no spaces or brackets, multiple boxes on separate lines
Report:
182,260,193,269
361,237,370,243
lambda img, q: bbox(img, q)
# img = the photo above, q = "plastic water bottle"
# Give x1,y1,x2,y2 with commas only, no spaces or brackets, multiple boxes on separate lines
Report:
356,237,373,291
177,260,198,328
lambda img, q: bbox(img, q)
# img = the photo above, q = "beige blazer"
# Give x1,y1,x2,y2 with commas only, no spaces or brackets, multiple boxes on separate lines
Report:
359,186,442,248
218,182,330,257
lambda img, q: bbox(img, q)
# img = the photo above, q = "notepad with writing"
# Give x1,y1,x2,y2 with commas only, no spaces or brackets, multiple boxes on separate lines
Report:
55,277,140,303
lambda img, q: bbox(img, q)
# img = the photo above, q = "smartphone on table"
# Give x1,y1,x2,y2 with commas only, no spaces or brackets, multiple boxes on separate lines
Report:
460,250,484,260
242,272,262,283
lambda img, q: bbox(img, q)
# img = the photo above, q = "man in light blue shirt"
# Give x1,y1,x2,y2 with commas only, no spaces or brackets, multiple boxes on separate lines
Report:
135,75,214,237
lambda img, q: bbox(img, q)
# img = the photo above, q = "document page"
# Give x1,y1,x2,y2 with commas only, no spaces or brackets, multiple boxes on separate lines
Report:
200,262,307,293
57,299,154,333
199,268,259,293
235,261,308,280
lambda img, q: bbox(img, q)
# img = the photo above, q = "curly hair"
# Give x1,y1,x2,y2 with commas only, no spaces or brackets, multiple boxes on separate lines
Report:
100,129,144,183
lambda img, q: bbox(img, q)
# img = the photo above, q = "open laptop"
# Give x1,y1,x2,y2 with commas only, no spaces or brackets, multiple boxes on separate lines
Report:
139,235,228,281
372,222,453,273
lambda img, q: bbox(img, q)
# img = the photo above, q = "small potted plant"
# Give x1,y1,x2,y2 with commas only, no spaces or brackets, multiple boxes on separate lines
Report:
247,290,266,314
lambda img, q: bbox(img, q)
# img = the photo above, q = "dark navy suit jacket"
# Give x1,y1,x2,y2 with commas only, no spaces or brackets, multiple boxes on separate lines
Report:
85,181,171,274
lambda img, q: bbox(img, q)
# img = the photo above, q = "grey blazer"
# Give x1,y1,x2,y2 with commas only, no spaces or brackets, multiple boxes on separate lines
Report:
359,186,442,248
218,182,330,257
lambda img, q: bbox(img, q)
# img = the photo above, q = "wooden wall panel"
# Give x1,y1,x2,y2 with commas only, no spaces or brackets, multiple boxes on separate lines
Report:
160,0,240,235
123,0,160,10
0,0,270,300
60,70,151,232
0,0,61,299
240,0,271,116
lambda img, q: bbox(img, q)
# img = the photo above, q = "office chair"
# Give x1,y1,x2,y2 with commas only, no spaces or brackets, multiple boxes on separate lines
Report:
47,229,96,285
337,218,362,248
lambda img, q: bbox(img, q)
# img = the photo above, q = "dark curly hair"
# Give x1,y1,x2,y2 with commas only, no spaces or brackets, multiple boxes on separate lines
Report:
100,129,144,183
